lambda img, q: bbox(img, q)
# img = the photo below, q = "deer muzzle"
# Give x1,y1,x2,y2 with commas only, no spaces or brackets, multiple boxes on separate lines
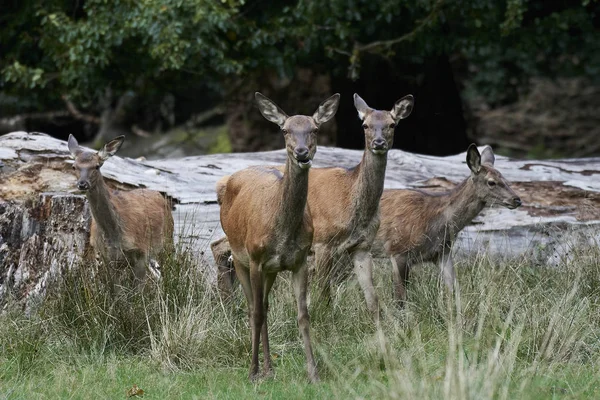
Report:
294,147,312,169
371,138,388,154
77,181,90,191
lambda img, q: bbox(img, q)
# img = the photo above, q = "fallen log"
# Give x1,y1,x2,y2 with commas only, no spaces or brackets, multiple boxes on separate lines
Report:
1,131,599,307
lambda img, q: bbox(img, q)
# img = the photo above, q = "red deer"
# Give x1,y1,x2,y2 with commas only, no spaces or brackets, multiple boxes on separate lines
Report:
374,144,521,304
218,92,340,382
212,93,414,320
68,134,174,284
310,93,414,319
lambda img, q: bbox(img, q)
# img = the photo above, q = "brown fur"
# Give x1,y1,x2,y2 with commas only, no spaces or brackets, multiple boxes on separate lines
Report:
310,93,414,319
68,134,174,284
89,188,173,262
373,145,521,304
215,175,229,205
216,92,339,382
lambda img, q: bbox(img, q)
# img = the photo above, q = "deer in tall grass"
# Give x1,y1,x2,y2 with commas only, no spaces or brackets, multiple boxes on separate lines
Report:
68,134,174,285
373,144,521,305
310,93,413,319
218,92,340,382
211,93,413,320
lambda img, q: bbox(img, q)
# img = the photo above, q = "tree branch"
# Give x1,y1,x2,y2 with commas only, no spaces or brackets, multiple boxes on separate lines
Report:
345,0,445,80
355,0,444,55
61,95,101,124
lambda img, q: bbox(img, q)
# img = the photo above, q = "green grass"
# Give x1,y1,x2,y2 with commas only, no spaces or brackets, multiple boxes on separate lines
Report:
1,243,600,399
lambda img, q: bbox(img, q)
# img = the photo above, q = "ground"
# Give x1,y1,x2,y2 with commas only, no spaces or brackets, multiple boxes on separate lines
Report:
1,244,600,399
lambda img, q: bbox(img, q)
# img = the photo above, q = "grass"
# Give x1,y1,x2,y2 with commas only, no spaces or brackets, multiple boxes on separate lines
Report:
1,242,600,399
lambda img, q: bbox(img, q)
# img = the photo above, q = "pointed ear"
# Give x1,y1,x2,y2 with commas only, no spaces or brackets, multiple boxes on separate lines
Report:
312,93,340,126
466,143,482,174
67,134,84,159
353,93,372,121
480,145,495,166
98,136,125,161
255,92,288,128
390,94,414,122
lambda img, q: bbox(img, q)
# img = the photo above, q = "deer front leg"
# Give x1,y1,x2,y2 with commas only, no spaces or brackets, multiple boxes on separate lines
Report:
440,246,456,290
249,260,264,382
390,253,410,306
292,263,319,383
232,258,259,380
352,249,380,321
131,254,148,290
261,273,277,378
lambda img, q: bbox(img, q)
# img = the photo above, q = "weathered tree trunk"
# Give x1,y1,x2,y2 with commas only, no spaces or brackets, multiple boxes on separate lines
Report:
2,132,600,308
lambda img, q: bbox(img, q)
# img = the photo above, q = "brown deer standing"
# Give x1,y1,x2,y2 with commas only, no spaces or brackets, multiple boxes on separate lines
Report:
212,93,414,320
218,92,340,382
374,144,521,305
68,134,174,285
310,93,414,319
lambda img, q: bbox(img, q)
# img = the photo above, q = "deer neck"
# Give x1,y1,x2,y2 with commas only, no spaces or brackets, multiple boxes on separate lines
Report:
441,177,486,236
351,149,388,219
86,176,123,244
275,157,310,239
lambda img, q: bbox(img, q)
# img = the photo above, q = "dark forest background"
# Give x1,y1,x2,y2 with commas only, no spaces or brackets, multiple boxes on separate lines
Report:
1,0,599,159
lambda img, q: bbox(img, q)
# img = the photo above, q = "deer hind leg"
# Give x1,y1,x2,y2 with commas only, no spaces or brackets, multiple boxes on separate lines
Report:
352,249,380,321
390,254,410,306
292,262,319,383
314,245,334,307
261,273,277,378
210,236,236,298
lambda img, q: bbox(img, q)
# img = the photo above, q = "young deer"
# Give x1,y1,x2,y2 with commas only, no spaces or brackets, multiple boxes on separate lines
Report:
218,92,339,382
68,135,174,284
374,144,521,304
310,93,413,318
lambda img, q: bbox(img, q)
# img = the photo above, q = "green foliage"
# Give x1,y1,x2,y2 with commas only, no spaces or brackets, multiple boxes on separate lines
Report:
1,0,598,111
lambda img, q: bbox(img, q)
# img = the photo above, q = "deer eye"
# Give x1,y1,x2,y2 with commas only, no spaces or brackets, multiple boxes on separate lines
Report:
72,165,76,170
389,123,396,129
362,124,368,130
95,165,101,170
487,180,497,187
281,128,289,134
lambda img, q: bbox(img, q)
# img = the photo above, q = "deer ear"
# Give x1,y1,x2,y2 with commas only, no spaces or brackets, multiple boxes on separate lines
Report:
255,92,288,128
466,144,482,174
98,136,125,161
480,146,495,166
312,93,340,126
353,93,372,121
67,134,83,159
391,94,414,122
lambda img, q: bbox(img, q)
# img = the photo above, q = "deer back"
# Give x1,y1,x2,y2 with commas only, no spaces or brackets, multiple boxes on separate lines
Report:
90,188,173,259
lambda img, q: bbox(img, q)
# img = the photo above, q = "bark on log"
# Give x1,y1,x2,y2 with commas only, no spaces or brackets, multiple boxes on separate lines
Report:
1,131,600,308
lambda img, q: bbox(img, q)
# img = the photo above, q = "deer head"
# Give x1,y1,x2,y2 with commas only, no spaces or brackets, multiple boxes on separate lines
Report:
68,134,125,191
255,92,340,169
466,144,522,209
354,94,414,155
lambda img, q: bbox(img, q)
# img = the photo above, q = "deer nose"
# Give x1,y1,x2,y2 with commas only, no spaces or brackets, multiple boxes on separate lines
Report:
77,181,90,190
294,147,309,161
372,138,387,150
513,197,522,207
